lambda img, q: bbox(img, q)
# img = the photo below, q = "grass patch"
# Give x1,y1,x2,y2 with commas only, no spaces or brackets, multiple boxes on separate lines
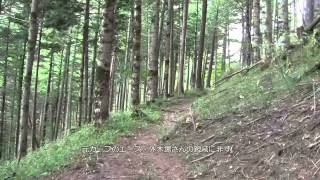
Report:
0,107,161,179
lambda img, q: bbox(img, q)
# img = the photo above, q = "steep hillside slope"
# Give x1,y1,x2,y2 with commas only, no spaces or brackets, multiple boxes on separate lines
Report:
165,46,320,179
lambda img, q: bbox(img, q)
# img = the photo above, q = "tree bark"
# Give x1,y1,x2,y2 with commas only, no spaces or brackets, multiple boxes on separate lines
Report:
303,0,314,26
281,0,290,48
0,21,10,159
191,0,199,89
253,0,262,63
18,0,39,159
243,0,253,66
207,26,217,88
31,22,43,151
147,0,160,102
177,0,189,95
15,39,27,158
195,0,207,90
83,0,90,123
222,26,227,73
41,50,54,144
94,0,115,127
265,0,273,65
163,0,174,98
131,0,142,113
88,0,101,122
64,45,76,135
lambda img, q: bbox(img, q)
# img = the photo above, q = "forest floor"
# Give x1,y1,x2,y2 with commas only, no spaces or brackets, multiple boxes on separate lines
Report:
49,89,320,180
48,46,320,180
49,97,194,180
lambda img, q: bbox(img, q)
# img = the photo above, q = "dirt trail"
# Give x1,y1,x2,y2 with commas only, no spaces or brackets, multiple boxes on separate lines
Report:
52,98,193,180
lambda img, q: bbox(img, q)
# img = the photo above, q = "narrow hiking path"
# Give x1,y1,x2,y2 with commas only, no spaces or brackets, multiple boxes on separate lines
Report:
51,97,194,180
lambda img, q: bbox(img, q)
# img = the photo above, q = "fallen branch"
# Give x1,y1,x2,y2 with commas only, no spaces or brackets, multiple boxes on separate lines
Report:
308,140,320,149
191,151,216,163
200,134,215,143
212,61,263,87
247,142,275,154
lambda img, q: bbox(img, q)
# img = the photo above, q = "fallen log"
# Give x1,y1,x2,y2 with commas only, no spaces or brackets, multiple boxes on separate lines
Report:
305,16,320,32
212,61,263,87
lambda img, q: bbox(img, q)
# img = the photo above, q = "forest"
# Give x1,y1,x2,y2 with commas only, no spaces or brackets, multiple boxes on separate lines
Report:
0,0,320,179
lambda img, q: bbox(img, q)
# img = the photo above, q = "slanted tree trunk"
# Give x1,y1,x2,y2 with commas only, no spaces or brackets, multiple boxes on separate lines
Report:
147,0,160,102
195,0,207,90
253,0,262,63
177,0,189,95
18,0,39,159
94,0,115,127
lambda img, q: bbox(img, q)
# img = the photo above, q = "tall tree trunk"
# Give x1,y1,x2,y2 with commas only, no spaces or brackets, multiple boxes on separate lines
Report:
195,0,207,90
163,0,174,98
158,0,166,96
122,10,133,110
41,50,54,144
18,0,39,159
0,21,10,160
186,52,190,91
94,0,115,127
16,39,27,158
60,41,71,138
274,0,280,40
191,0,199,89
147,0,160,102
265,0,273,65
9,69,18,159
131,0,142,114
83,0,90,123
303,0,314,26
222,26,227,73
281,0,290,48
243,0,253,66
31,22,43,151
207,26,217,88
51,53,64,141
168,0,175,96
177,0,189,95
88,1,101,122
253,0,262,63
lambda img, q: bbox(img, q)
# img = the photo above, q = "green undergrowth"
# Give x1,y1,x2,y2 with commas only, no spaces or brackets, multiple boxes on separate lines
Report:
194,45,320,119
0,106,161,179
